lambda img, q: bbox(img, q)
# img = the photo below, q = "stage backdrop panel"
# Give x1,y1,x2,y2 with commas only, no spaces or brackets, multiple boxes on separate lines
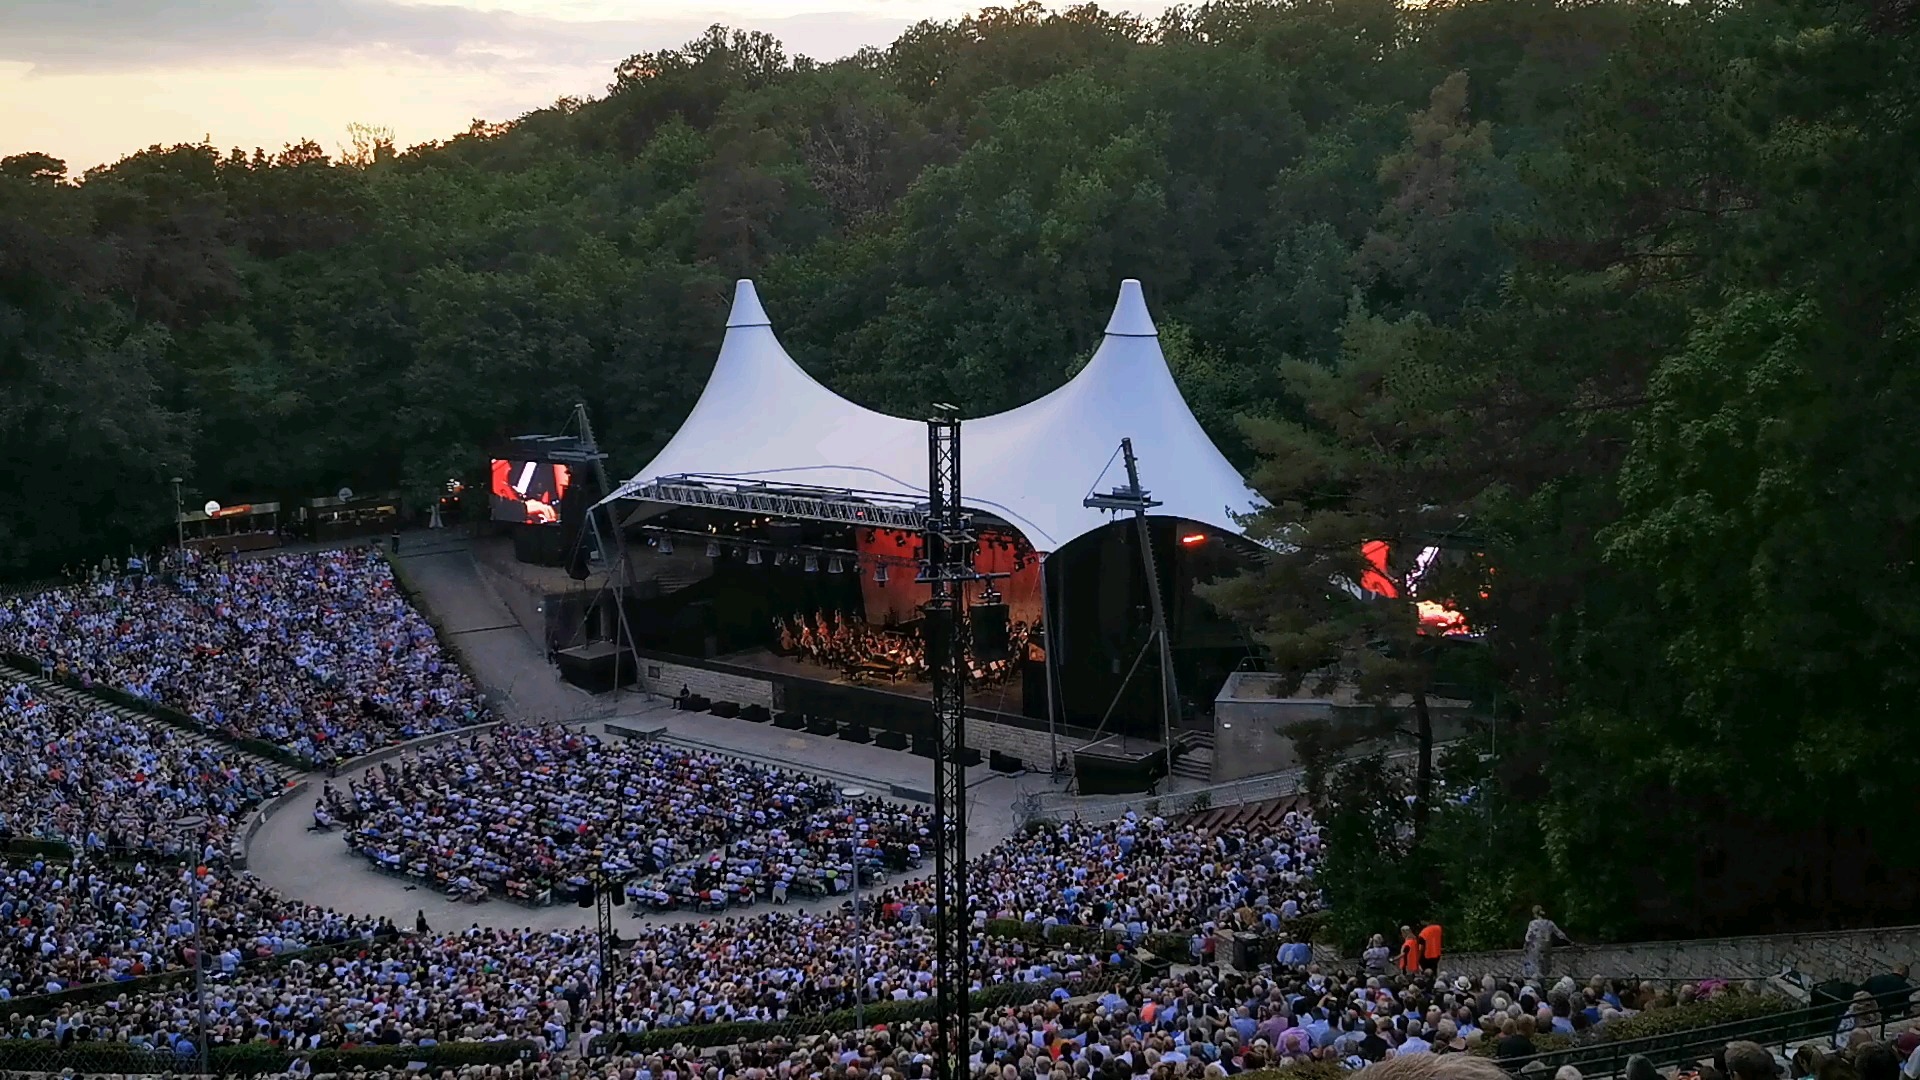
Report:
854,528,1043,629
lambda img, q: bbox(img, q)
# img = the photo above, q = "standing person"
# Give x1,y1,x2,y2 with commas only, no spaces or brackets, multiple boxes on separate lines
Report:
1364,934,1393,975
1420,921,1444,977
1523,906,1572,979
1398,925,1426,975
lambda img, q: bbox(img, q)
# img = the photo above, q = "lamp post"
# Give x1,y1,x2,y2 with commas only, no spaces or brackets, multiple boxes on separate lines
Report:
172,813,210,1078
171,477,185,549
840,786,866,1031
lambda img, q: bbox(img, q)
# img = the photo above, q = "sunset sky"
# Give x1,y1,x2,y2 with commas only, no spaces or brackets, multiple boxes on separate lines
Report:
0,0,999,172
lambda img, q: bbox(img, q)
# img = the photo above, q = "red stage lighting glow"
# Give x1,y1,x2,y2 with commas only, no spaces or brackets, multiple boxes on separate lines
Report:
1179,533,1207,546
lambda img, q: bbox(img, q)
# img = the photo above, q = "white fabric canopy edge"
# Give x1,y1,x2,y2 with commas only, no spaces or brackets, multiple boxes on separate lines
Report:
602,278,1263,551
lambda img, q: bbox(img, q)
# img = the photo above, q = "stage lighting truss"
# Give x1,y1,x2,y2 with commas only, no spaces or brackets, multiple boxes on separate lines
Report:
635,525,959,582
616,475,927,531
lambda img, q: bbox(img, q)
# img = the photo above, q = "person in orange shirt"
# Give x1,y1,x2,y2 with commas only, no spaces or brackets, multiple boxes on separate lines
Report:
1397,924,1424,973
1419,921,1444,976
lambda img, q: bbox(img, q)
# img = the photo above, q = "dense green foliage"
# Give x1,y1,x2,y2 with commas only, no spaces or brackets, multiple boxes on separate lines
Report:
6,0,1918,942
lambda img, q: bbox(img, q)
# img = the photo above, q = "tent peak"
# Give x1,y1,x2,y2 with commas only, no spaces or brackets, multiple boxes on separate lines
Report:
726,279,772,328
1103,279,1157,337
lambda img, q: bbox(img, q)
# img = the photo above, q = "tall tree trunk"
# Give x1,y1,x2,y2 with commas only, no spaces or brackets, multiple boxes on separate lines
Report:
1412,689,1434,845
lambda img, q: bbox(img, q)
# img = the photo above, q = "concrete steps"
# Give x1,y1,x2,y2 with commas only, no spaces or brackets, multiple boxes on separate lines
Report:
1170,729,1214,783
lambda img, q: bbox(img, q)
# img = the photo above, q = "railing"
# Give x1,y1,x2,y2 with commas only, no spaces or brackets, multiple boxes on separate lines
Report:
1021,748,1435,825
1497,998,1911,1079
1447,923,1920,986
1017,770,1306,825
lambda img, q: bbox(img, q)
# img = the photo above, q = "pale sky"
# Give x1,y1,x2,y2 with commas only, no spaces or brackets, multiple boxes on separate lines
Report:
0,0,986,173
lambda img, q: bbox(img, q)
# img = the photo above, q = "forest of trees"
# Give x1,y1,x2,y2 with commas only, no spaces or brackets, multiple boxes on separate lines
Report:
4,0,1917,945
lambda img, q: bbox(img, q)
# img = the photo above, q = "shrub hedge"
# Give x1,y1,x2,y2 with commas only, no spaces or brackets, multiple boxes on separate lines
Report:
1471,992,1792,1061
1596,992,1790,1042
595,974,1099,1054
1234,1061,1350,1080
0,1038,537,1076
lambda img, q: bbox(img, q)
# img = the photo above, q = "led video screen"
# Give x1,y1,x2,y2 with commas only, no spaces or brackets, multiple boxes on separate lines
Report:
490,459,571,525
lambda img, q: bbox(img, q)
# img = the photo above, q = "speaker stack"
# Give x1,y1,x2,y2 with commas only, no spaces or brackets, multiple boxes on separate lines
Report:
970,602,1010,661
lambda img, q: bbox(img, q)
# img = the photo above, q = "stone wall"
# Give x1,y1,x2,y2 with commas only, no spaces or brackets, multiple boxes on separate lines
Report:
966,715,1073,766
1212,671,1476,783
1443,924,1920,985
638,657,777,709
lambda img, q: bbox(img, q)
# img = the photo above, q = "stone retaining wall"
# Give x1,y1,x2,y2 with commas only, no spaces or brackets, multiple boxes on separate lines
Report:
233,780,311,869
1443,924,1920,985
639,657,776,709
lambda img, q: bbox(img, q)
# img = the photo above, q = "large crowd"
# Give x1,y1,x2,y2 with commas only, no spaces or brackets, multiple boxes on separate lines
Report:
322,728,1325,937
1,554,1913,1080
326,728,868,904
0,547,486,762
725,967,1920,1080
0,677,285,858
0,855,386,1002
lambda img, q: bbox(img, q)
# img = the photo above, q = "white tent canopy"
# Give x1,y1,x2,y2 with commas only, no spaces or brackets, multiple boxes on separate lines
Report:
602,278,1261,552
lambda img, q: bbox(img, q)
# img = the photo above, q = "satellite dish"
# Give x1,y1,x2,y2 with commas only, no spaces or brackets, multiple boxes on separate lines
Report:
203,500,221,517
337,486,354,501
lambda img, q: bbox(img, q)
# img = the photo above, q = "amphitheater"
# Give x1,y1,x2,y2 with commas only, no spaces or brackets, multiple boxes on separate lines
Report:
0,534,1911,1080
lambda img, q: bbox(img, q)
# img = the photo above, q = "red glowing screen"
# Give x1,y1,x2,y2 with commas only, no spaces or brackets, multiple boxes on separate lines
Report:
1359,540,1472,635
489,459,571,525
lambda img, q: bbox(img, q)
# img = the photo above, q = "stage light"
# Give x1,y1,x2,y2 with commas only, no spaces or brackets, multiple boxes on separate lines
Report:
744,547,759,565
705,541,721,559
659,536,674,555
875,564,889,585
1179,533,1206,546
771,551,785,567
804,554,819,573
827,557,844,574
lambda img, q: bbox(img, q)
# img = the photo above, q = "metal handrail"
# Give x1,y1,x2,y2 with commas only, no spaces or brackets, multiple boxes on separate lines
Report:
1020,747,1430,825
1495,998,1911,1079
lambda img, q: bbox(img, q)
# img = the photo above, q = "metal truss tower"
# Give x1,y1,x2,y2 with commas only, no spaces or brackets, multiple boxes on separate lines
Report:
922,404,972,1080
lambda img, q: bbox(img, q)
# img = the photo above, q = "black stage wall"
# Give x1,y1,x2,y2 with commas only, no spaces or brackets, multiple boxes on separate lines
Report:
1044,517,1258,738
632,646,1100,749
593,513,1257,740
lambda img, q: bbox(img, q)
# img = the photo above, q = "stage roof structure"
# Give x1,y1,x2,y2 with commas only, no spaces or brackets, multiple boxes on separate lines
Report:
601,278,1262,552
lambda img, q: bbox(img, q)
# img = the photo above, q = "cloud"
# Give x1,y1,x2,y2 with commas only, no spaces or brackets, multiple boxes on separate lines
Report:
0,0,912,77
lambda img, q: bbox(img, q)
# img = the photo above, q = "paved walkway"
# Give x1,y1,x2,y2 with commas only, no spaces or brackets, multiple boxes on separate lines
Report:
243,532,1046,933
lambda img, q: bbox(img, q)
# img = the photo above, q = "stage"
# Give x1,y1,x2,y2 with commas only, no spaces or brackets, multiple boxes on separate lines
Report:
717,646,1032,718
554,640,634,693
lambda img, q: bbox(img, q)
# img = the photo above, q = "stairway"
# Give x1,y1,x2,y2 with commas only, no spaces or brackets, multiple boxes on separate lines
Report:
1169,728,1214,784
